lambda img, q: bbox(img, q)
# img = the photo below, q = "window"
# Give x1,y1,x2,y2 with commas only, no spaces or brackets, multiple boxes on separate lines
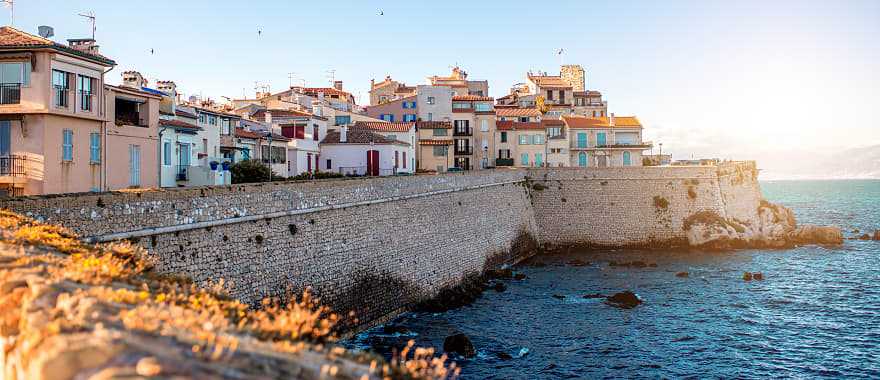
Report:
623,151,632,166
221,119,231,135
498,149,510,159
533,134,544,144
241,148,250,160
475,103,491,112
546,90,553,100
0,62,30,104
78,75,93,111
52,70,69,108
335,115,351,125
433,128,447,136
480,119,489,132
427,112,433,121
519,117,529,122
547,127,561,137
558,90,565,103
403,114,417,122
326,159,332,170
426,96,435,105
394,151,399,168
403,151,407,169
597,132,607,146
577,132,588,148
89,132,101,163
380,114,394,122
163,141,172,165
521,153,529,166
500,131,507,143
313,124,319,141
199,114,207,123
452,102,471,110
519,135,529,145
403,101,416,109
209,115,217,125
62,129,73,161
535,153,543,167
433,146,447,156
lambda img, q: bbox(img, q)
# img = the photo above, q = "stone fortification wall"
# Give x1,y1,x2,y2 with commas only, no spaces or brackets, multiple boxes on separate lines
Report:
525,162,760,247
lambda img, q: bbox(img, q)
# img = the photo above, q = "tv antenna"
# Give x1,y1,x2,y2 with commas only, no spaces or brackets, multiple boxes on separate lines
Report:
326,69,336,85
2,1,13,26
78,11,96,39
287,72,296,88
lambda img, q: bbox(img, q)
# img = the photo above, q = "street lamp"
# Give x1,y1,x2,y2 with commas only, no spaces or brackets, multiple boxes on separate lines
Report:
659,142,663,165
265,132,273,182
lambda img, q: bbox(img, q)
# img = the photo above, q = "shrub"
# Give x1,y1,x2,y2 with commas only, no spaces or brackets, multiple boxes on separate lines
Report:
230,160,278,184
653,195,669,209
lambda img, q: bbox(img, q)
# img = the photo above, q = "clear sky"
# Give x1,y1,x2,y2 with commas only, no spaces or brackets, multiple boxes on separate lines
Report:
6,0,879,177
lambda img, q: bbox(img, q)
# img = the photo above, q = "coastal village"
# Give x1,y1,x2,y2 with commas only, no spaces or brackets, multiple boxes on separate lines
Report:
0,24,668,196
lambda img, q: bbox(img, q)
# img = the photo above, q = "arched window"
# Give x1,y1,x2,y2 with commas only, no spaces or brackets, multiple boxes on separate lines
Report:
578,152,587,167
623,151,632,166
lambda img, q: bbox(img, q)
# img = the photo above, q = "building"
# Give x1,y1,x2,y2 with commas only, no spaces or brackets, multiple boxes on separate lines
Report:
415,121,453,172
495,120,546,167
319,126,412,176
562,115,652,167
0,26,126,195
350,121,415,173
104,73,162,190
364,95,417,122
248,107,327,176
369,76,416,106
450,95,495,170
499,65,608,119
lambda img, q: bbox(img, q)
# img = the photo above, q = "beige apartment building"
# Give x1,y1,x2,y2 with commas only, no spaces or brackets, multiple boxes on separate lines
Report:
562,115,652,167
0,26,159,196
451,95,495,170
415,120,453,172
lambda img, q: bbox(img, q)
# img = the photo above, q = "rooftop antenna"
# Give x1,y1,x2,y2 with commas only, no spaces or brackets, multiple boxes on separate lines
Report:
326,69,336,86
2,1,13,26
287,72,297,88
78,11,96,39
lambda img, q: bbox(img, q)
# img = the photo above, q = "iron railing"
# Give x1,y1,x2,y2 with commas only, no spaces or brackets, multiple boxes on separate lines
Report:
0,83,21,105
453,127,472,136
0,155,27,176
175,165,189,181
54,88,69,108
495,158,514,166
454,146,473,155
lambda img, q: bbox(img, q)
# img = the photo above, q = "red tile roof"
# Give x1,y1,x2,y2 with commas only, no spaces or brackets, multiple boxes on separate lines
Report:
452,95,494,101
419,139,453,146
416,121,452,129
562,115,642,128
321,130,410,145
495,108,542,118
0,26,115,65
296,87,353,99
175,109,198,119
542,119,565,126
251,109,326,121
497,121,544,131
159,119,201,131
233,128,262,139
354,121,415,133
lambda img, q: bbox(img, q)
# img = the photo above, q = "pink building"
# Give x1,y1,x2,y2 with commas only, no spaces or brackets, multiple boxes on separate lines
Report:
364,95,418,123
0,26,158,196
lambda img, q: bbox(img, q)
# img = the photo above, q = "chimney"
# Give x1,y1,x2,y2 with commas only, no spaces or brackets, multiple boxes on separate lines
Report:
333,81,343,91
121,71,147,89
340,126,347,143
67,38,99,54
609,113,615,127
370,78,375,89
311,100,323,117
264,110,272,124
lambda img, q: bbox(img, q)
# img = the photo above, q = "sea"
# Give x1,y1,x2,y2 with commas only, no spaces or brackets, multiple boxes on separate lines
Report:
346,180,880,379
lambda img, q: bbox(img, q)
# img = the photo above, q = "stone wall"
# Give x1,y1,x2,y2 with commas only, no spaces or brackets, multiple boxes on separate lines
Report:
0,162,764,329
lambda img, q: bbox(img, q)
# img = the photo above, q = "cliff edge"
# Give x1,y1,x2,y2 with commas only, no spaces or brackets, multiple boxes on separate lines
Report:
0,211,457,380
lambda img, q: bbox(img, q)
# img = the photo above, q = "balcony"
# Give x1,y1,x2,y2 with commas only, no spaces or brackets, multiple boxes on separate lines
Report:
0,83,21,105
53,88,70,109
115,113,147,127
0,155,28,177
453,127,472,137
495,158,514,166
454,146,473,155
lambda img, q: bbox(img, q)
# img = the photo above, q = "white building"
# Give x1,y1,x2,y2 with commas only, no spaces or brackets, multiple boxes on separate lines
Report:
247,106,328,176
319,127,413,176
352,121,416,171
562,114,652,167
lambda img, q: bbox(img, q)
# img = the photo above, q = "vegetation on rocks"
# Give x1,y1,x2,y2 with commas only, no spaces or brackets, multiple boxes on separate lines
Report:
0,210,458,379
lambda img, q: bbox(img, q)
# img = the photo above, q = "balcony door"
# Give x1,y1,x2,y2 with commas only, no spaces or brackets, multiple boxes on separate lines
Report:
0,120,9,156
366,150,379,176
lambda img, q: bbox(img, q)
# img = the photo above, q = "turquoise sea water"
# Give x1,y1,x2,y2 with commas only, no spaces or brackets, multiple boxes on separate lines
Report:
348,180,880,379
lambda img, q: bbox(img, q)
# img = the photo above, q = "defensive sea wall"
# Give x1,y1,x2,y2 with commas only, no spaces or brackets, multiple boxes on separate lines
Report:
0,162,762,329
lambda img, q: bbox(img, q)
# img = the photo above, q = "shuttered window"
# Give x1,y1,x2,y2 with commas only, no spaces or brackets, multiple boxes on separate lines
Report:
62,129,73,161
89,132,101,163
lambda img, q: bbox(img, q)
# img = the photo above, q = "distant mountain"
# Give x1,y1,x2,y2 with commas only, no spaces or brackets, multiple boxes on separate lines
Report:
760,145,880,180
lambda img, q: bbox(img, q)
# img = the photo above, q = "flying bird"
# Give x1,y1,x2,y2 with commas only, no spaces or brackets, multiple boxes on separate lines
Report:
257,29,262,36
150,48,154,55
378,9,384,16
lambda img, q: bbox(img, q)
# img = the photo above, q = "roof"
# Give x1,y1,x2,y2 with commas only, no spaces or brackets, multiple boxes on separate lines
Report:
251,109,326,121
293,87,354,100
419,139,453,145
452,95,494,101
527,75,570,88
416,121,452,129
573,90,602,97
354,121,415,133
562,115,643,128
105,84,162,99
0,26,115,66
321,130,410,146
497,121,544,131
159,119,201,131
194,106,241,119
139,87,168,97
233,128,262,139
495,108,542,118
541,119,565,126
175,109,198,119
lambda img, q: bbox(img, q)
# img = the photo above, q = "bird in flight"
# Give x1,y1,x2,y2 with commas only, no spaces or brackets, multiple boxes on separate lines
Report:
258,29,262,36
378,9,384,16
150,48,154,55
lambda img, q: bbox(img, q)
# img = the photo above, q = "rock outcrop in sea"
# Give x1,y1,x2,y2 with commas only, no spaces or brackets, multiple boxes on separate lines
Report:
683,200,843,250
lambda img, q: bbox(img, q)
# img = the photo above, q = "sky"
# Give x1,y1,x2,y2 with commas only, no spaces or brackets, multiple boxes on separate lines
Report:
5,0,879,177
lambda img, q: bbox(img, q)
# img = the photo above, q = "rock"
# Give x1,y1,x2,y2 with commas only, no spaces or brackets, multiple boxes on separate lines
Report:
790,225,845,245
675,271,689,278
513,273,527,280
583,293,605,299
381,324,410,335
605,291,642,309
443,333,476,358
492,282,507,292
495,351,513,360
753,272,764,281
567,259,588,267
874,230,880,241
552,294,565,300
858,234,871,240
136,357,162,376
743,272,753,281
648,263,658,268
487,268,513,279
530,261,547,268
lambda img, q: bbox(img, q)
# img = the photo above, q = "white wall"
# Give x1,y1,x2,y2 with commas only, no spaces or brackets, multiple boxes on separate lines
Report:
321,144,414,176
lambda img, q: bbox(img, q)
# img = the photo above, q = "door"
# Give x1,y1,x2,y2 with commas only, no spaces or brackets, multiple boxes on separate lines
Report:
366,150,379,176
597,132,607,146
307,153,312,173
577,133,587,148
578,152,587,167
535,153,543,167
598,155,608,168
129,145,141,187
178,143,191,180
623,151,632,166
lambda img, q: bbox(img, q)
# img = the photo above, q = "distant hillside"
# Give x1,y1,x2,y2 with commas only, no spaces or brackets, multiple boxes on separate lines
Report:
760,145,880,180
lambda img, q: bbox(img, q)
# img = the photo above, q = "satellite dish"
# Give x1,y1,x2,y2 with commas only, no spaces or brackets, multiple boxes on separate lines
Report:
38,26,54,38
